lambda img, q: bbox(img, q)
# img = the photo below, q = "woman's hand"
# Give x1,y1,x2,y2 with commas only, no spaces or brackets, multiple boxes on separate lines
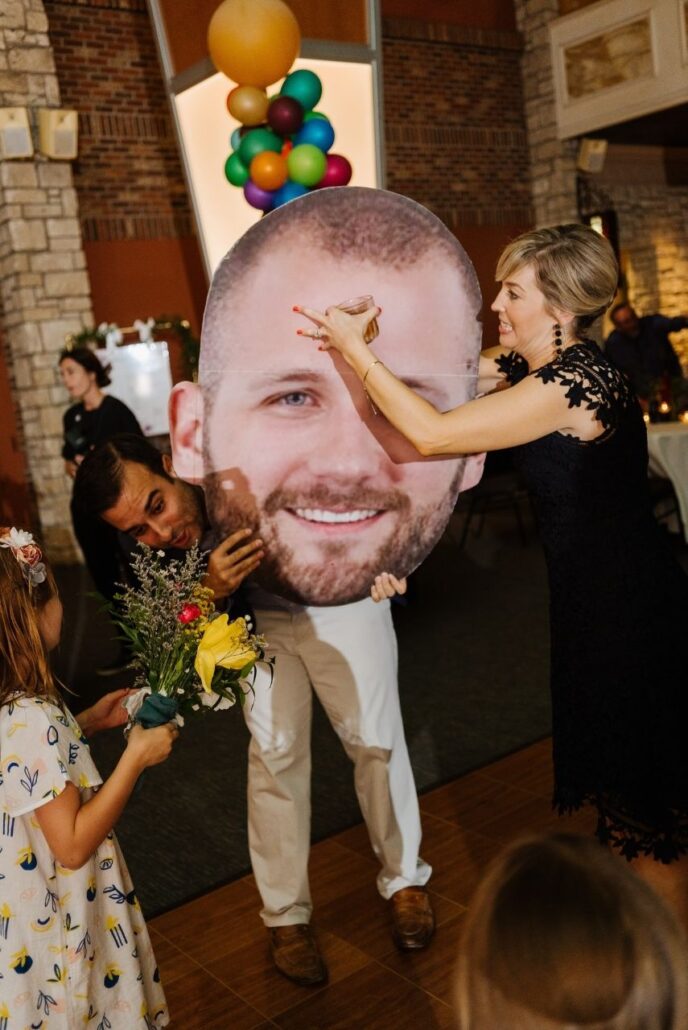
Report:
371,572,407,603
294,303,380,366
125,722,178,771
77,688,134,735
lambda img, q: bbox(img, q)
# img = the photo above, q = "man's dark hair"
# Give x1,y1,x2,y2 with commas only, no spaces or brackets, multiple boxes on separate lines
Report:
73,434,172,517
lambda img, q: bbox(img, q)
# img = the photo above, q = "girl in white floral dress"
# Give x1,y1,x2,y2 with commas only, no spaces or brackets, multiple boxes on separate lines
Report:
0,527,179,1029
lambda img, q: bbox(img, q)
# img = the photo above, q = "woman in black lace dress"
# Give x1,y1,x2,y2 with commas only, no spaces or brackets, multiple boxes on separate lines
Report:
296,224,688,924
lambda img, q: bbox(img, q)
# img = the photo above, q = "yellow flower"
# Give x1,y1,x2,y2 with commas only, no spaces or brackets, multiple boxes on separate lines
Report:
194,615,258,693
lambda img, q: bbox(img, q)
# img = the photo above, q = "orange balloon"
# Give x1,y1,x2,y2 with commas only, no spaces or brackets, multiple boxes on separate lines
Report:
250,150,288,191
227,85,269,126
208,0,301,88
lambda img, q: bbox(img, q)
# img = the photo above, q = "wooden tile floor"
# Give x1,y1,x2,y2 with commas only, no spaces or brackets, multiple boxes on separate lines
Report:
150,738,596,1028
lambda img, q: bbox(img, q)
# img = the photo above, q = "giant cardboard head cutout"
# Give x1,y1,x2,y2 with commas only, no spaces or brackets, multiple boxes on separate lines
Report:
171,187,484,606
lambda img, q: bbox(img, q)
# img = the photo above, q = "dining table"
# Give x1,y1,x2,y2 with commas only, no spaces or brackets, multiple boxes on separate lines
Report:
646,420,688,542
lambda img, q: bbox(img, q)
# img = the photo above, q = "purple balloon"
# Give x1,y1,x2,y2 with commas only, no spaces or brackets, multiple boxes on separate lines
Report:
244,179,275,212
316,153,352,188
267,96,304,136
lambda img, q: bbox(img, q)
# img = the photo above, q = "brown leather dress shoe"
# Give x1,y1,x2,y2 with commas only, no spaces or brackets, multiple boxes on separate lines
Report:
269,924,328,986
390,886,435,950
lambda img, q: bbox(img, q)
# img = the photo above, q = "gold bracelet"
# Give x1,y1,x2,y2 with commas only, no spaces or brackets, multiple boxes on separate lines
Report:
362,358,383,414
363,357,382,385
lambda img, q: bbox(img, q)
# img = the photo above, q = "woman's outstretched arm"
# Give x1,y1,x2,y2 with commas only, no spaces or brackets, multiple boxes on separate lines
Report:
295,305,571,455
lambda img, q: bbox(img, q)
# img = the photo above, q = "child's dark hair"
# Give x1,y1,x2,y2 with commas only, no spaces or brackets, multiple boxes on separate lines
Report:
0,540,59,705
59,346,111,388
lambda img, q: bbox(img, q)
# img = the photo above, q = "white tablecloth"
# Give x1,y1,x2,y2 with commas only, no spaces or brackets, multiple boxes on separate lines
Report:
647,422,688,542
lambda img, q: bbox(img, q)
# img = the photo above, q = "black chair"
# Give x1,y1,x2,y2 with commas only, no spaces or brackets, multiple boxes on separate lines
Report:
456,449,531,547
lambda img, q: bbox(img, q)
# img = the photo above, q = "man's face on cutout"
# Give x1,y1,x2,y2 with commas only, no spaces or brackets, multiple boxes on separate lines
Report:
178,243,482,606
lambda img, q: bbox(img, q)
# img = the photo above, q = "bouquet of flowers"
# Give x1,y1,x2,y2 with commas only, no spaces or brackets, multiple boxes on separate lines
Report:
112,545,270,729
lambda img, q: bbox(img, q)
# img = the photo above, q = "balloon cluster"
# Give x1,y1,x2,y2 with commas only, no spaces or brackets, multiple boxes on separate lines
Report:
224,70,352,211
207,0,352,213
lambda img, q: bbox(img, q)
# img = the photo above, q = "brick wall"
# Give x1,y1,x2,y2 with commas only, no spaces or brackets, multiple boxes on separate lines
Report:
382,19,532,230
43,0,194,245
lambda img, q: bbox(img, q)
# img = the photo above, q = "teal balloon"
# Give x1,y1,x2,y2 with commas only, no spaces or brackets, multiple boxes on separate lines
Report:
287,143,327,187
238,127,282,166
273,181,309,208
224,151,249,187
304,111,328,122
280,69,322,112
230,127,242,150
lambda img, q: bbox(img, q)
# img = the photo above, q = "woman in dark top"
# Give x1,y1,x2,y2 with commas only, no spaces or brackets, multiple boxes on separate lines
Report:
59,347,143,672
295,224,688,926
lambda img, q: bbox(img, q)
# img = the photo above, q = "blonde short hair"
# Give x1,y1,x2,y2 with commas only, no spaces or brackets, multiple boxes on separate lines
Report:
496,224,619,331
455,833,688,1030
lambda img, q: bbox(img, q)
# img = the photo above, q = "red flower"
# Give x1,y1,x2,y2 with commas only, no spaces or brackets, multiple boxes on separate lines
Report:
178,603,202,624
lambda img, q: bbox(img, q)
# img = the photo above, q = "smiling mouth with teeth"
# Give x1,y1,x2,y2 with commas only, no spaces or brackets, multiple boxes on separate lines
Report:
292,508,381,525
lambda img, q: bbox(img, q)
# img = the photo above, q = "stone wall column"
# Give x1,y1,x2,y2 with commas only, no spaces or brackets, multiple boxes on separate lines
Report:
513,0,578,226
0,0,93,560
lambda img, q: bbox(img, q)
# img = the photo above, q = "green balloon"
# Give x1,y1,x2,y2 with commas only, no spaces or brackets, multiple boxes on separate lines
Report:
287,143,327,187
224,151,249,187
304,111,328,122
238,127,282,166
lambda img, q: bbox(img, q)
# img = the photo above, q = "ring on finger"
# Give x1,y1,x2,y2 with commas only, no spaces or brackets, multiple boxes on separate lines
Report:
313,327,323,339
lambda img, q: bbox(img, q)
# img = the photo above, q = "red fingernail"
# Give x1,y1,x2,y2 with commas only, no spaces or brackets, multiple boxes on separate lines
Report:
296,329,303,335
292,305,300,311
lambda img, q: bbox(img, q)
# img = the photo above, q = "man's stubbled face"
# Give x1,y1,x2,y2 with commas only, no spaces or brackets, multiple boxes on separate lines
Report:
200,244,480,606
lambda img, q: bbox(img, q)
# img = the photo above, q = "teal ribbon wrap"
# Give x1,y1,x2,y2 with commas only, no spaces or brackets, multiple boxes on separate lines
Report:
135,693,179,728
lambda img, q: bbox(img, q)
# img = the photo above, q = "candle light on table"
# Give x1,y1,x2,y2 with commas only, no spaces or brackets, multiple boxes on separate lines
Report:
679,411,688,424
643,412,650,424
658,401,671,415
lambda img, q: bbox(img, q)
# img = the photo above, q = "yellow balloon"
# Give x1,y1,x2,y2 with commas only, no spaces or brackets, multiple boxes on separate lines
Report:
227,85,269,126
208,0,301,88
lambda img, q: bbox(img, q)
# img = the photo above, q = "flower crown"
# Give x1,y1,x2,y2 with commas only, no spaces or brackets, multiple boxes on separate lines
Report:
0,527,47,586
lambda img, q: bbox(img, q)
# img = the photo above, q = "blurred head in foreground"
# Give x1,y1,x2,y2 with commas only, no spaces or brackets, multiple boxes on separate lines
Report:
455,833,688,1030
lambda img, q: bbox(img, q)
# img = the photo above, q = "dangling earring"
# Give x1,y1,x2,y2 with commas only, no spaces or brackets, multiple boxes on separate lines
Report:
553,322,564,351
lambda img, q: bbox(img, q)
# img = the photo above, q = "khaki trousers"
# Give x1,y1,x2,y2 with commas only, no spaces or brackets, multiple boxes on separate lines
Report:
244,597,431,926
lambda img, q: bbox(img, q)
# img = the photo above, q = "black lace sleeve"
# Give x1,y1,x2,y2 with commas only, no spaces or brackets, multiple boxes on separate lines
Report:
495,350,529,385
533,342,634,432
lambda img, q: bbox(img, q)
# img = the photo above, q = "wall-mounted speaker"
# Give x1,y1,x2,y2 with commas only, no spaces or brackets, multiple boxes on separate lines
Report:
38,108,78,160
577,137,608,174
0,108,34,159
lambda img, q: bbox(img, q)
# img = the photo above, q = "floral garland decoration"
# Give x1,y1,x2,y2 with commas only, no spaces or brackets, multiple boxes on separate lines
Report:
66,315,200,379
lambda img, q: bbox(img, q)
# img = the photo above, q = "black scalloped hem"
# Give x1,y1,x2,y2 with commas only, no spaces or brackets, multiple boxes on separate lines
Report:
554,789,688,865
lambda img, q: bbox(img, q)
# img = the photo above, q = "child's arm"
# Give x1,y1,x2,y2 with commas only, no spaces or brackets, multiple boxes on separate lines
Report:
35,722,177,870
76,688,132,736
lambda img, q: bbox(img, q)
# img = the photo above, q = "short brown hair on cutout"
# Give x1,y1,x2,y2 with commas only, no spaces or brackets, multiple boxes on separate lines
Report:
200,186,482,387
496,224,619,332
455,832,688,1029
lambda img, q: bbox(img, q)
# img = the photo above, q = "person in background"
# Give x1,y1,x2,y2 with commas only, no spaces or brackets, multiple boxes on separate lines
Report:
0,526,177,1027
59,347,143,675
604,302,687,400
454,833,688,1029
